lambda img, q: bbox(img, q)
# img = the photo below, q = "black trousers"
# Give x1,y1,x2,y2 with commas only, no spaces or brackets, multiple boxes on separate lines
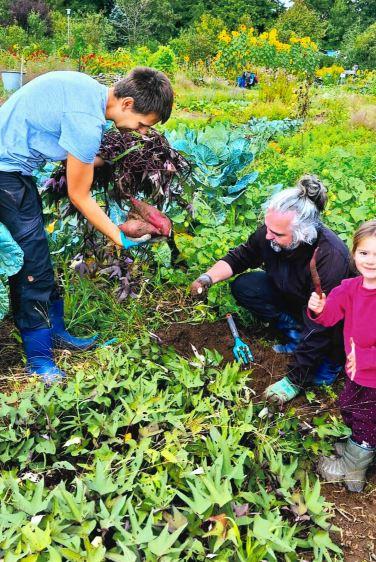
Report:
231,271,345,385
0,171,59,330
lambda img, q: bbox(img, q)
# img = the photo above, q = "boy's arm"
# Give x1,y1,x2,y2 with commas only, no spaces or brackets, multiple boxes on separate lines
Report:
66,153,122,246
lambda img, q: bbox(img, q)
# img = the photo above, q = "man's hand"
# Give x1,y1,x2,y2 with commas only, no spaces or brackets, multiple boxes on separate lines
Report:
190,274,213,296
308,291,326,315
346,337,356,380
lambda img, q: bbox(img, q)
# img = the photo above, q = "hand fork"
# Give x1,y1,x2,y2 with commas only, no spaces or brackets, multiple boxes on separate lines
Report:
226,313,254,366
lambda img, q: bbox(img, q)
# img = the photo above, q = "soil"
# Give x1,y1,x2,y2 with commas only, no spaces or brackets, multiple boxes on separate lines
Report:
1,316,375,561
156,318,376,562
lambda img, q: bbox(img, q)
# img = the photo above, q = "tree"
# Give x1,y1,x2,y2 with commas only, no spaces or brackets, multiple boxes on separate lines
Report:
110,0,151,47
307,0,376,33
275,0,327,44
342,21,376,69
351,0,376,30
170,12,225,63
8,0,52,34
46,0,112,14
325,0,355,49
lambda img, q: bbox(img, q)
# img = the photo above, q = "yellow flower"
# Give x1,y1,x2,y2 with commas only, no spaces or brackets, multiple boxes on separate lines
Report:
269,141,282,153
184,55,190,62
232,30,240,37
269,28,278,41
46,221,56,234
239,24,247,32
219,29,232,43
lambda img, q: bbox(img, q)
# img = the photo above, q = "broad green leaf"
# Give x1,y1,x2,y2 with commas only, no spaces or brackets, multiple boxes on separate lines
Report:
0,222,23,276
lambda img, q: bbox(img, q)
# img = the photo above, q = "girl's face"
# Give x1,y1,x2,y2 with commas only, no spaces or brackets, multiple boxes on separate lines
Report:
354,236,376,287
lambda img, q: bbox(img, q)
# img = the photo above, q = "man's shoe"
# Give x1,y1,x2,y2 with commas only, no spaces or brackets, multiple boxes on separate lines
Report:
20,327,65,384
313,357,342,386
49,299,98,351
318,438,375,492
264,376,300,404
273,313,302,354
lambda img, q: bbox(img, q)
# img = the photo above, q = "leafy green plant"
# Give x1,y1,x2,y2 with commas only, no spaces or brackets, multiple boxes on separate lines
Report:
0,223,23,320
0,336,341,560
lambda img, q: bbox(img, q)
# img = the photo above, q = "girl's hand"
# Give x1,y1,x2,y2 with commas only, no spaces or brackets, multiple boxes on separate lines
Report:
346,337,356,380
308,291,326,315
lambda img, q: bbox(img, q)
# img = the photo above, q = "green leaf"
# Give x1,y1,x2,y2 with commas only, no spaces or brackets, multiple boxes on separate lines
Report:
35,438,56,455
0,278,9,321
11,479,50,516
195,144,219,166
148,523,187,557
0,222,23,276
85,461,117,496
47,547,63,562
21,522,52,551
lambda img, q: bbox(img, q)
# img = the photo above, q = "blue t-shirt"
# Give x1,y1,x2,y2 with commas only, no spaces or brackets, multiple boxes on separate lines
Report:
0,71,108,175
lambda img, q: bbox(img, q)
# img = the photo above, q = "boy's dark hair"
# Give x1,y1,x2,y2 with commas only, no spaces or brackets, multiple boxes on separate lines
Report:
114,67,173,124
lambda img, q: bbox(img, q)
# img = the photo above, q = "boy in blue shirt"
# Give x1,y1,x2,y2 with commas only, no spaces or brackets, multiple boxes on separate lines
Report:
0,67,174,383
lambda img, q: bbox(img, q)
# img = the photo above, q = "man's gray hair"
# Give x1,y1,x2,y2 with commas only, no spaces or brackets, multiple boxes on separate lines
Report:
265,175,328,247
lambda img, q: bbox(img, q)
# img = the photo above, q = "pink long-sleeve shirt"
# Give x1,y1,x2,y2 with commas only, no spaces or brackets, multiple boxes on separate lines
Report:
307,276,376,388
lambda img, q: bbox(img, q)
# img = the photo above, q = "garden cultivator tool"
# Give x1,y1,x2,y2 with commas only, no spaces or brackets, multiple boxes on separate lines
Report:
226,314,254,366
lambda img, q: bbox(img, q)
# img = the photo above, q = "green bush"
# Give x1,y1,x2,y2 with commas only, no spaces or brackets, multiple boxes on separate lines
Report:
148,45,177,77
342,22,376,69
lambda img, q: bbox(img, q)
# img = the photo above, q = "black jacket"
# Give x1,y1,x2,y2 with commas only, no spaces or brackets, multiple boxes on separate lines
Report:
222,224,351,385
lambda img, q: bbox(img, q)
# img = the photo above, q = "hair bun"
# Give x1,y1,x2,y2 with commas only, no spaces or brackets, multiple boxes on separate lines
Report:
297,174,327,212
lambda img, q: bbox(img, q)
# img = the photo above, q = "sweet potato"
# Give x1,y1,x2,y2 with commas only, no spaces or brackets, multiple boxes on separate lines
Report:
119,219,161,238
310,247,322,297
129,196,171,237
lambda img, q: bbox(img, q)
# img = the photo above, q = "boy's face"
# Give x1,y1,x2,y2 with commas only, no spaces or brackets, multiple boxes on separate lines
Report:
113,97,159,133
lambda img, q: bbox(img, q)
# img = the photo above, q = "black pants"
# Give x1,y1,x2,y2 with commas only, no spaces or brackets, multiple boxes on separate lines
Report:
0,171,59,330
231,270,300,321
231,271,345,385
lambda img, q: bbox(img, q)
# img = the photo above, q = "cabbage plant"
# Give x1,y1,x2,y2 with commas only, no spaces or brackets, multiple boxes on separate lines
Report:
0,223,23,320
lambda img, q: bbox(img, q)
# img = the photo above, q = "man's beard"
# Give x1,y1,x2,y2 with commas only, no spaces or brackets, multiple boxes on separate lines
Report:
270,239,300,252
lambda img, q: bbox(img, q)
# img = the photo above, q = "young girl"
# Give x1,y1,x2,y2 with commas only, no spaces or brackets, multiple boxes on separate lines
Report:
308,219,376,492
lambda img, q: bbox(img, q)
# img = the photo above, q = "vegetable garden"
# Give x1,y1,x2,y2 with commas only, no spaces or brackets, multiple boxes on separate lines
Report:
1,25,376,562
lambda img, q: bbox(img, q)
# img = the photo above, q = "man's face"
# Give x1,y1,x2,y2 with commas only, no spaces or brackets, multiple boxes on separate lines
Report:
113,97,160,133
265,209,296,251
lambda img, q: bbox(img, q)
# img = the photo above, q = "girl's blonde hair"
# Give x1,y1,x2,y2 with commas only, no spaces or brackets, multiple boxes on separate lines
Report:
352,219,376,254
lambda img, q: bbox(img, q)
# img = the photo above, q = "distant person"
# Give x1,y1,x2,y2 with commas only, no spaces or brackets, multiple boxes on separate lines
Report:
191,176,351,403
308,220,376,492
237,71,258,88
0,68,173,383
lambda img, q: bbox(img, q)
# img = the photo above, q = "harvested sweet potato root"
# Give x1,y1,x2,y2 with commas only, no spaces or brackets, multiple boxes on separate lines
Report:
129,196,171,237
119,219,161,238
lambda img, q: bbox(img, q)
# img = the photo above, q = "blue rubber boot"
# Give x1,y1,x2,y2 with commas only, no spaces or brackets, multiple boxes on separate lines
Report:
21,328,65,384
313,357,342,386
273,312,302,354
49,299,98,351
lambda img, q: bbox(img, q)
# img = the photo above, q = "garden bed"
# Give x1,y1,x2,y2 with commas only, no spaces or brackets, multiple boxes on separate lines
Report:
1,315,376,560
157,319,376,562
